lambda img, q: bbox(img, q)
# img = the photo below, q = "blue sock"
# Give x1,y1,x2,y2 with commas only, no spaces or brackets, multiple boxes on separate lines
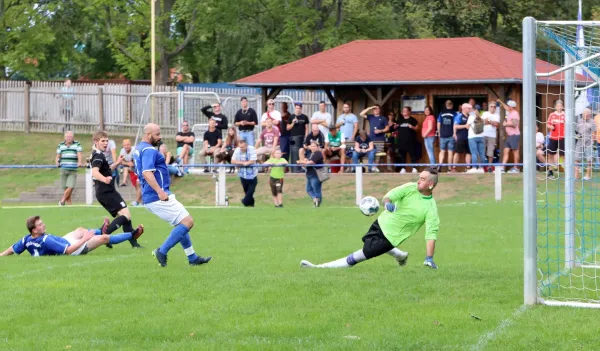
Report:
179,232,199,262
91,228,102,235
109,232,133,244
159,224,188,255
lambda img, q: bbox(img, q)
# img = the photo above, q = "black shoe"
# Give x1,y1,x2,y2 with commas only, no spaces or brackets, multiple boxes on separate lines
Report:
152,248,168,267
278,204,284,208
130,240,143,249
203,168,209,173
105,243,113,249
189,256,212,266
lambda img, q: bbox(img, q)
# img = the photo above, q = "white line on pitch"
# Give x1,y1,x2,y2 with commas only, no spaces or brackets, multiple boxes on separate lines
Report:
470,304,529,351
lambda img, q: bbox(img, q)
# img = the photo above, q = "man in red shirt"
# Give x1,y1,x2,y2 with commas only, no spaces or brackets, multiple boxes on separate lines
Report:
546,100,565,177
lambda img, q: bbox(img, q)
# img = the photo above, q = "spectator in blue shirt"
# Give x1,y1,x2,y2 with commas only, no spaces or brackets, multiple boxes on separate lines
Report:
231,139,258,207
360,105,389,142
437,100,456,171
336,103,359,143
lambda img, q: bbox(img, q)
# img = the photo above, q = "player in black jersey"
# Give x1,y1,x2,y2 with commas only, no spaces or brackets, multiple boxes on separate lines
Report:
91,130,142,248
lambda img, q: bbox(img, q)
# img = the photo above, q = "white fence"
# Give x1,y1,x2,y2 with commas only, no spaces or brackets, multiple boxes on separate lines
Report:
0,81,335,137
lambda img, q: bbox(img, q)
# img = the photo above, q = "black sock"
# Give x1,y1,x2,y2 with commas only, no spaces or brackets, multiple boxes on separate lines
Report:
106,216,129,234
123,219,138,245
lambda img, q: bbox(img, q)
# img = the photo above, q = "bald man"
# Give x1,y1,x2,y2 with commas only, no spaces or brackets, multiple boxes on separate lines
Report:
55,131,83,206
133,123,212,267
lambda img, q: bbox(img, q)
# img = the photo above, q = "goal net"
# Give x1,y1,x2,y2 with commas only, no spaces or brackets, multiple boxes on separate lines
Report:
524,18,600,308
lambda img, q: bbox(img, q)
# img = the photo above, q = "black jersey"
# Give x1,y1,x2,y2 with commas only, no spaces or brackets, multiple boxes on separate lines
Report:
91,150,114,194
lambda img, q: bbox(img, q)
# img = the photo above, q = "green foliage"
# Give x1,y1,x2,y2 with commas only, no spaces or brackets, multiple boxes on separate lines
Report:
0,0,597,82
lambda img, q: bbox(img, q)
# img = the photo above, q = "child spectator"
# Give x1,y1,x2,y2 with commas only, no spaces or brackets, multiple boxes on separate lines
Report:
264,149,287,208
216,127,240,173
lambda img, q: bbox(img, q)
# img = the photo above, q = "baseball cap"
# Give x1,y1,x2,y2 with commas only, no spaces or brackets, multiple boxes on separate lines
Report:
507,100,517,108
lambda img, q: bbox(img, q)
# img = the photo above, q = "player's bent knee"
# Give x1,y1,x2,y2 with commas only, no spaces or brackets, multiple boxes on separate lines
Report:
180,215,194,229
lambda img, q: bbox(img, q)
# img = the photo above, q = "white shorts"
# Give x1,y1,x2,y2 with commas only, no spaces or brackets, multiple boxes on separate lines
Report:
145,194,190,226
63,231,88,256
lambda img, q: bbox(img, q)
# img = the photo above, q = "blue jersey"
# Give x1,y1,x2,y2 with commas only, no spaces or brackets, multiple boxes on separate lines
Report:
12,234,70,256
133,141,171,204
453,113,469,141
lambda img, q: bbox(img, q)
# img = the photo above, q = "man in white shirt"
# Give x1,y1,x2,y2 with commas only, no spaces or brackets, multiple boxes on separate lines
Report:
261,99,282,127
311,101,332,136
481,102,501,172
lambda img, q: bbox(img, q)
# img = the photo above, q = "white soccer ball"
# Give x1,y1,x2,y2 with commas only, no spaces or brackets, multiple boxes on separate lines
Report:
359,196,380,216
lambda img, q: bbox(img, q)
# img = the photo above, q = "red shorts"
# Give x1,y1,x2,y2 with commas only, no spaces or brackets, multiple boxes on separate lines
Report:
129,171,138,187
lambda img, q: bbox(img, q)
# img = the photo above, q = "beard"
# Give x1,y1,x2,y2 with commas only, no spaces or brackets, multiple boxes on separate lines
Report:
149,136,160,146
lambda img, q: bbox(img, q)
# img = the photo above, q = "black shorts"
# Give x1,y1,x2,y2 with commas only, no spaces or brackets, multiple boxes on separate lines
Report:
455,139,470,154
361,220,394,259
96,191,127,217
269,177,284,196
547,139,565,155
326,149,343,158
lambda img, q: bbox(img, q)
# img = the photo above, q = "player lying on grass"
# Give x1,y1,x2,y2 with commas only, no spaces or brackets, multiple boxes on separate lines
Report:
301,168,440,269
0,216,144,257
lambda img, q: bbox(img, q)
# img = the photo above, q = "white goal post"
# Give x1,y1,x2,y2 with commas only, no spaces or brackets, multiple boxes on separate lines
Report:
523,17,600,308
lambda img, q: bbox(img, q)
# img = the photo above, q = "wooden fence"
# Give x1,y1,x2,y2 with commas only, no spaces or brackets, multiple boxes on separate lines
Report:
0,81,334,137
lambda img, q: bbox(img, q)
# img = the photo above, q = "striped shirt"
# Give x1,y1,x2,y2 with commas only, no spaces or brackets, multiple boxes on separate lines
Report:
232,146,258,180
56,141,82,169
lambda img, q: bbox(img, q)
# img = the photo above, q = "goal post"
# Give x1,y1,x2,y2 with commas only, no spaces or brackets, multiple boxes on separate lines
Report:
523,17,600,308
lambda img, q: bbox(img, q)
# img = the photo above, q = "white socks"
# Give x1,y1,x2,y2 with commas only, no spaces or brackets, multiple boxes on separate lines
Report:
315,249,367,268
387,248,408,261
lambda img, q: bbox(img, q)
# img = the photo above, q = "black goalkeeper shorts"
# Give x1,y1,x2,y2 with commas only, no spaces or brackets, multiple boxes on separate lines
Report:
361,220,394,259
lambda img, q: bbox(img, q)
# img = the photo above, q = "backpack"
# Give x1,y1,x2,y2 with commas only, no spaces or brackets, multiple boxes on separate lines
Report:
473,115,484,134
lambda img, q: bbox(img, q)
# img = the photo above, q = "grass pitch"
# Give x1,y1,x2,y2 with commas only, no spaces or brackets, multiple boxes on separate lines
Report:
1,201,599,351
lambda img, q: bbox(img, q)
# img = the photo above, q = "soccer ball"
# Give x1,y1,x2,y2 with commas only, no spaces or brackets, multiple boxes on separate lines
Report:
359,196,380,216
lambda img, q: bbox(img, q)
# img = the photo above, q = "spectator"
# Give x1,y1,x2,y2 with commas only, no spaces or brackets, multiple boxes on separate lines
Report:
286,102,309,172
482,102,501,172
393,106,418,174
298,142,324,207
352,130,376,173
336,103,358,143
198,119,223,173
421,105,437,165
466,104,486,173
55,131,82,206
453,104,471,171
311,101,333,136
481,101,489,112
56,79,75,131
175,120,195,170
201,102,228,131
575,108,596,180
469,98,478,115
438,100,456,172
234,97,258,146
102,138,118,183
159,144,183,177
231,140,258,207
324,126,346,170
545,100,565,178
360,104,389,143
255,118,280,162
299,124,326,164
385,112,398,172
280,102,291,161
264,149,287,208
216,127,240,174
118,139,134,187
594,112,600,164
261,99,282,127
536,125,546,169
499,99,521,173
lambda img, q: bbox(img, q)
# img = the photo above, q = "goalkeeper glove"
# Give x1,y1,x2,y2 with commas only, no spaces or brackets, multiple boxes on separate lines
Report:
385,202,396,213
424,256,438,269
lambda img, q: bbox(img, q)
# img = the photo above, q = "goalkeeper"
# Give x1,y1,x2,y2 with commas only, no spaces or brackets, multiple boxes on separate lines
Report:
301,168,440,269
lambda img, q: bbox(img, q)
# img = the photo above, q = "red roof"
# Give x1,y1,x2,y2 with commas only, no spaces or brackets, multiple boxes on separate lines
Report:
234,37,582,86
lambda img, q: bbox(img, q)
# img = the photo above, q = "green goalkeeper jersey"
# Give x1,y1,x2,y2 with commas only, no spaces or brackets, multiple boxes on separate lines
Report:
378,182,439,246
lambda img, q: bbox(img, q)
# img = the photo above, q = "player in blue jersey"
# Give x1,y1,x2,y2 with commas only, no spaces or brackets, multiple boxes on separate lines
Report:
133,123,211,267
0,216,144,257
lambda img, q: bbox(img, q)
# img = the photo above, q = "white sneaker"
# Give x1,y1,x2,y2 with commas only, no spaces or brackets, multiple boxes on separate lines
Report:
131,201,139,207
583,176,592,181
466,168,478,173
300,260,315,268
411,168,417,173
372,167,380,173
476,168,485,173
508,168,520,174
58,201,65,207
400,168,406,174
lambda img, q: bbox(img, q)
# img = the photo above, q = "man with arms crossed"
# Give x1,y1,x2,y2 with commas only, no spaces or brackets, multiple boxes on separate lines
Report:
134,123,212,267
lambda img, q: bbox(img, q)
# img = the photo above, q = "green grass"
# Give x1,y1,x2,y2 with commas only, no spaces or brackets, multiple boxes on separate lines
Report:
1,198,599,350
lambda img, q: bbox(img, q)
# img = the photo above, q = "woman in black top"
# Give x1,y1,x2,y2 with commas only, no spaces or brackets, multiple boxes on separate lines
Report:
298,142,324,207
216,127,240,173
